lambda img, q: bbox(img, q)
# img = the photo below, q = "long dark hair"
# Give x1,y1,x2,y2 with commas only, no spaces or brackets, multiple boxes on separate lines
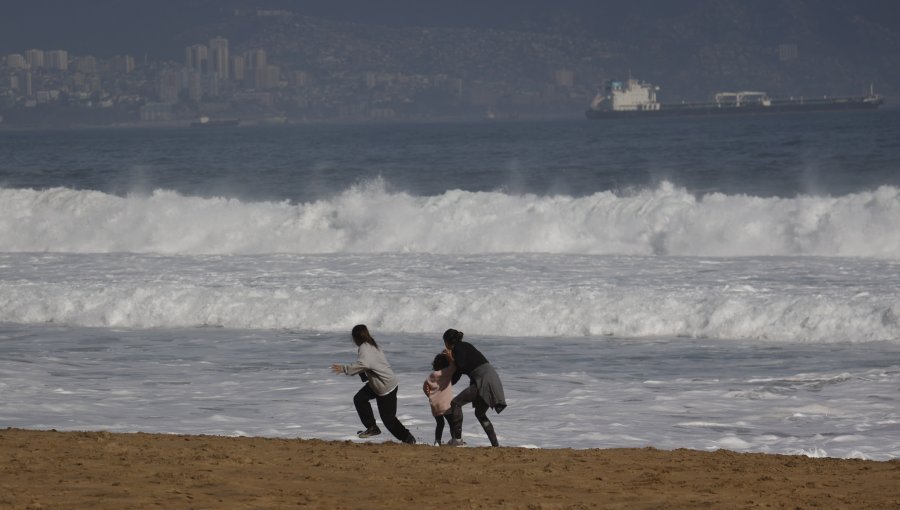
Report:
442,328,464,347
352,324,379,348
432,352,450,371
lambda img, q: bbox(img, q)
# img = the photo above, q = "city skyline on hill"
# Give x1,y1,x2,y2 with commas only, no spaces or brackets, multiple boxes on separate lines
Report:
2,0,899,127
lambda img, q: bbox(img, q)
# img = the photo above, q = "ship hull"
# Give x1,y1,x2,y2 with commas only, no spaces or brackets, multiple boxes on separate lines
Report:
586,97,882,119
190,119,241,127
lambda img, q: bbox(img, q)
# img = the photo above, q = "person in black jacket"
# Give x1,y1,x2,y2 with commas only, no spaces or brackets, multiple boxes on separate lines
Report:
442,328,506,446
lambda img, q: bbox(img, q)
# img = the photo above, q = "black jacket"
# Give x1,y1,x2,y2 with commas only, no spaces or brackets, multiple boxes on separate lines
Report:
450,341,489,385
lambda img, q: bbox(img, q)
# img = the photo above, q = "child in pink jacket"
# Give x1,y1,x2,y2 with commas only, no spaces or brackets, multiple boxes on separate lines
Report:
423,351,456,445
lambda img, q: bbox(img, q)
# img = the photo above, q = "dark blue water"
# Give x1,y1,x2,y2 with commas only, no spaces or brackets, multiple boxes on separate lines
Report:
2,111,899,202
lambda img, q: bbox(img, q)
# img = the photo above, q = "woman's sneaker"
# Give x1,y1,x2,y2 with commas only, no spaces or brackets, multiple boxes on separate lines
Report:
357,426,382,438
446,438,466,446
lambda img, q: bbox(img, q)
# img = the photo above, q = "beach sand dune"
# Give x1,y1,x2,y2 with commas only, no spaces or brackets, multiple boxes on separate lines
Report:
1,428,898,509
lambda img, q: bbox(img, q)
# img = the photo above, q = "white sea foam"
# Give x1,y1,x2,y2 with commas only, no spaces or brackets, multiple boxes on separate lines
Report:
0,252,897,342
3,181,900,258
0,325,897,459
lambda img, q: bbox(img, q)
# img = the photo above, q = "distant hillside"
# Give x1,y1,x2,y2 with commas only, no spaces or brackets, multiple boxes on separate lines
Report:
4,0,899,101
179,0,900,100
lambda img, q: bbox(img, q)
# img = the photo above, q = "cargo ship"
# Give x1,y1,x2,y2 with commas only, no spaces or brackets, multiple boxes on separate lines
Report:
190,116,241,127
585,78,883,119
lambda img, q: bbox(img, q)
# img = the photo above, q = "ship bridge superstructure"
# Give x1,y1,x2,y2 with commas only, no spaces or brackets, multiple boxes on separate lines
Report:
591,78,661,112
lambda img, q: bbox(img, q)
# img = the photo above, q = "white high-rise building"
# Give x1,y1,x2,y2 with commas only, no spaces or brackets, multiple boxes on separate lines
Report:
186,44,208,73
25,49,44,68
230,55,245,81
46,50,68,71
245,49,267,70
7,53,27,69
209,37,229,80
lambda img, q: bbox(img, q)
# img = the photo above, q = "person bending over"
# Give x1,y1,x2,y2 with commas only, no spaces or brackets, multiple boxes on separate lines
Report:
442,328,506,447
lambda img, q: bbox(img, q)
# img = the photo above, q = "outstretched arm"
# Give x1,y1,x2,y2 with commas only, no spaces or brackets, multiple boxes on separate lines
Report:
332,346,369,376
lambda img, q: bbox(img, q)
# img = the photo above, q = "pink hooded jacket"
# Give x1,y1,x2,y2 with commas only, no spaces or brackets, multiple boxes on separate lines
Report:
424,364,456,416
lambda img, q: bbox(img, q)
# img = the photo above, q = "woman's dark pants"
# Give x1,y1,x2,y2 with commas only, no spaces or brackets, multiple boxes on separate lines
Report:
449,384,499,446
353,385,412,441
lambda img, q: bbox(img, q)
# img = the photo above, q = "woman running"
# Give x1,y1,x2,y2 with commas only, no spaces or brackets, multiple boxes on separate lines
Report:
331,324,416,444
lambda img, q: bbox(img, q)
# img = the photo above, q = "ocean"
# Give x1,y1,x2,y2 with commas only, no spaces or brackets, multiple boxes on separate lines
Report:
1,111,899,459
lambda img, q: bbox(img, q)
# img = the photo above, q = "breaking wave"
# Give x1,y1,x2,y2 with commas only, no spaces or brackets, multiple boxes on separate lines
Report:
2,181,900,259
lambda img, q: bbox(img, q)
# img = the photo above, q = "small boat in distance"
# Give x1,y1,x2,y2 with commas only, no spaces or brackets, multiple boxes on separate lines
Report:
586,78,883,119
190,116,241,127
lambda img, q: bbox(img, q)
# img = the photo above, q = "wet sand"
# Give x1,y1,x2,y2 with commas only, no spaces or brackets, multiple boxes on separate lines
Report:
1,428,898,509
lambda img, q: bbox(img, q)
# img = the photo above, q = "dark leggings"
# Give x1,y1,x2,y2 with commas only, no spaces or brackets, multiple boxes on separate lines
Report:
353,385,412,442
434,413,452,444
449,384,499,447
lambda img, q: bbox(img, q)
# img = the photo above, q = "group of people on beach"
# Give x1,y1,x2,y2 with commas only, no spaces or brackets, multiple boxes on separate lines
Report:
330,324,507,446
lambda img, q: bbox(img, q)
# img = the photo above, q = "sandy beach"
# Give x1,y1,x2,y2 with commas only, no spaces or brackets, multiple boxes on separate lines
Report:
1,428,898,509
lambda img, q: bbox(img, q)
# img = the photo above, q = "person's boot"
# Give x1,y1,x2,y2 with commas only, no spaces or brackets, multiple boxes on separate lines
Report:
403,433,416,445
479,419,499,447
476,411,499,447
357,425,382,438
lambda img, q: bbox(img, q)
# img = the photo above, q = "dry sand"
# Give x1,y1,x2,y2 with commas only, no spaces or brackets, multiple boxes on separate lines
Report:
1,428,898,509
